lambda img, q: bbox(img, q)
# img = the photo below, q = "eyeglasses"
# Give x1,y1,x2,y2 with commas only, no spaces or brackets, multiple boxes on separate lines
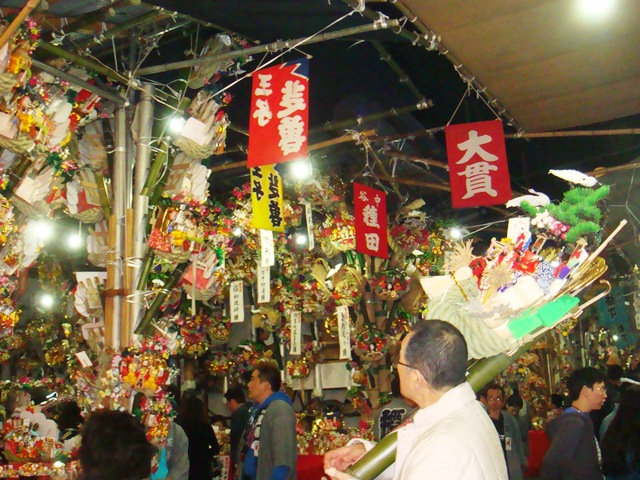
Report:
395,360,415,370
592,386,606,393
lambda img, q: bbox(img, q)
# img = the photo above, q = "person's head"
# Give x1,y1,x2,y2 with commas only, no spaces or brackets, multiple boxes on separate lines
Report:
606,364,624,384
506,393,523,417
483,383,505,417
550,393,565,409
177,395,207,425
223,386,246,413
601,385,640,477
566,367,607,412
210,414,227,430
79,410,155,480
398,320,468,406
56,400,84,432
247,362,281,404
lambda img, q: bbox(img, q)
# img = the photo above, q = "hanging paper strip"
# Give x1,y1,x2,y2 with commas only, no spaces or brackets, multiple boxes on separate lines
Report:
260,229,275,267
257,265,271,304
337,305,351,360
304,202,315,251
247,58,309,167
354,183,388,259
290,310,302,356
229,280,245,323
445,119,512,208
250,165,285,232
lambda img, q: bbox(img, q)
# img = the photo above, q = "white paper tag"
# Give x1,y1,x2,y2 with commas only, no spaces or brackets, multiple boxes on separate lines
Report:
260,229,275,267
14,176,36,203
337,305,351,360
180,117,215,146
257,265,271,304
290,310,302,356
304,203,315,251
0,111,17,139
229,280,245,323
75,351,93,368
507,217,531,244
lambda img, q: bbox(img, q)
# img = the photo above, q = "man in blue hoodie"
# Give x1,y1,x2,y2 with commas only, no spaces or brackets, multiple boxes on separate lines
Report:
240,362,297,480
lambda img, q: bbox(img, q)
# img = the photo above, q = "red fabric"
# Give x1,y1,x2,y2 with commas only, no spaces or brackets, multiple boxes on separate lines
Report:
525,429,551,477
354,182,388,259
297,454,325,480
445,119,512,208
247,59,309,167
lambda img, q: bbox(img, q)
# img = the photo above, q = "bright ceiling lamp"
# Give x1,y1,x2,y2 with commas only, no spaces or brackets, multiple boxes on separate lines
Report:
576,0,617,20
168,116,186,135
289,159,312,181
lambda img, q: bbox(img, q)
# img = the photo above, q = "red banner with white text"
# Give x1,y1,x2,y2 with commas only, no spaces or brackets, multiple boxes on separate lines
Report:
445,119,512,208
247,58,309,167
354,183,388,259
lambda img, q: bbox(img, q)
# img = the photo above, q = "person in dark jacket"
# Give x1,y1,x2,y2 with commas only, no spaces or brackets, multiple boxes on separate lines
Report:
176,395,220,480
224,385,252,475
541,367,607,480
239,362,296,480
601,385,640,479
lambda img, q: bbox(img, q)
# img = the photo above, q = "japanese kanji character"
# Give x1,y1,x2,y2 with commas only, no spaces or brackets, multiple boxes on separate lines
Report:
253,98,272,127
456,129,499,164
278,115,306,155
269,199,283,227
362,204,380,228
365,233,380,252
252,179,264,201
457,161,498,198
255,74,273,96
278,80,306,118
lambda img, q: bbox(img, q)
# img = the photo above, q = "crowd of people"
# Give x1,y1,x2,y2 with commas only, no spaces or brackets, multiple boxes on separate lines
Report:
4,320,640,480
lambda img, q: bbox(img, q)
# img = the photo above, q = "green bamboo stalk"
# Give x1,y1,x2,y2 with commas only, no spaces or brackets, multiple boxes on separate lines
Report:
134,262,187,335
149,152,176,206
136,249,155,292
141,137,168,197
37,41,130,86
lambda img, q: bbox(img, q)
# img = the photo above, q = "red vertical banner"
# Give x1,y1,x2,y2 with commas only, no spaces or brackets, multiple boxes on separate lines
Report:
354,183,388,259
247,58,309,167
445,119,512,208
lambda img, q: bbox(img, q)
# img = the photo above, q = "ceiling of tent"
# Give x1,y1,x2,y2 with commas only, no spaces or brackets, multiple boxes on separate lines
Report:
0,0,639,268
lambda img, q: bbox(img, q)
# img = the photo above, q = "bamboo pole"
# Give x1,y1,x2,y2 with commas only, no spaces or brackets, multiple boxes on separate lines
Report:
137,20,401,76
588,161,640,178
106,106,128,349
36,41,131,86
130,84,154,338
370,41,426,103
308,104,430,135
103,214,117,348
121,208,134,348
505,129,640,139
0,0,40,49
208,129,377,173
31,60,127,105
71,10,160,52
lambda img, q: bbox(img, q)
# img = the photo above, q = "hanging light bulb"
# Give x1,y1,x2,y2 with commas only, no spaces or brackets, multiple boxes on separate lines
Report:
289,159,312,180
168,116,186,135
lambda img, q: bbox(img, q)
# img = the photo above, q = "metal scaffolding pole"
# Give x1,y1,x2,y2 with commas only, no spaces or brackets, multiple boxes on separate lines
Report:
129,84,155,343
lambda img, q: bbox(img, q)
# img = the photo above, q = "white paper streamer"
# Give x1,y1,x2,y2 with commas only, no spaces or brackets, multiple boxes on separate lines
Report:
257,265,271,304
290,310,302,355
304,203,315,251
229,280,245,323
337,305,351,360
260,229,275,267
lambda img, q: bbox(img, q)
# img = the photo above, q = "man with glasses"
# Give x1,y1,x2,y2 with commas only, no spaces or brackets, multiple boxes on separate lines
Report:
483,383,526,480
541,367,607,480
324,320,507,479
